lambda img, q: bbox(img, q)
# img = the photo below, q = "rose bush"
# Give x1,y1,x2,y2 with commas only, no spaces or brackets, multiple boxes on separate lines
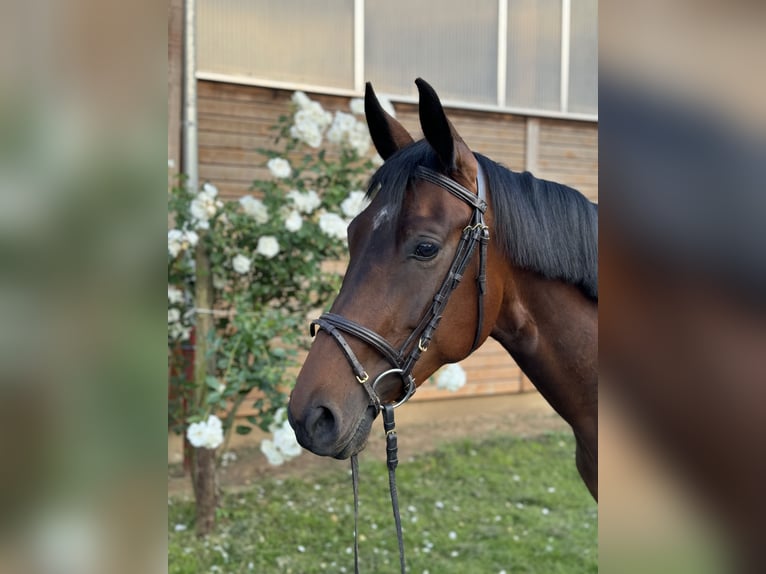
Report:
168,91,388,472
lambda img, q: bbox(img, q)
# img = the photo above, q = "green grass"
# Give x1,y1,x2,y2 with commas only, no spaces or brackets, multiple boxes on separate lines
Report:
169,432,597,573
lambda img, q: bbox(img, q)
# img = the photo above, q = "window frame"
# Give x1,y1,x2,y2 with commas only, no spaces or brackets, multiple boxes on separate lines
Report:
195,0,597,122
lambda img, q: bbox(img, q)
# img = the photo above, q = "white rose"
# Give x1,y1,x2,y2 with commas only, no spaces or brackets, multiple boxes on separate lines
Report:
169,323,191,341
347,121,371,156
202,182,218,197
326,111,357,144
168,308,181,323
190,187,219,229
287,189,321,215
185,230,199,247
168,286,184,305
349,98,365,116
273,420,302,458
340,190,370,218
232,254,252,274
260,439,285,466
202,415,224,449
186,421,207,448
304,190,322,214
256,236,280,259
436,363,467,392
267,157,292,179
302,100,332,129
191,215,209,231
284,209,303,232
168,229,183,257
186,416,223,450
318,212,349,240
326,112,371,156
291,91,311,109
206,414,222,431
239,195,269,224
290,120,323,148
198,186,219,211
269,407,288,432
290,109,325,148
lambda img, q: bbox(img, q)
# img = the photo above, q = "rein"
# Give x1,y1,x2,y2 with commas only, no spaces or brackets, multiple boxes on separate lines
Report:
311,165,489,573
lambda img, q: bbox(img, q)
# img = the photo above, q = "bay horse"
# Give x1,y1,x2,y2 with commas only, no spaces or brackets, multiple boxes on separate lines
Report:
288,78,598,499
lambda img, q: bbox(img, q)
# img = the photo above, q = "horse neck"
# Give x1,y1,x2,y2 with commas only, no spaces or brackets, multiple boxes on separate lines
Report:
490,266,598,426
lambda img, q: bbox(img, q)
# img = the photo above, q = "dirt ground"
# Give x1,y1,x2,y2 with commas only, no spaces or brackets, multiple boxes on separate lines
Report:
168,392,568,496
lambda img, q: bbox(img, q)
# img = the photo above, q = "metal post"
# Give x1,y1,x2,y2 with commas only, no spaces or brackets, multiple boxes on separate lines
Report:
496,0,508,108
353,0,364,93
183,0,198,194
560,0,571,113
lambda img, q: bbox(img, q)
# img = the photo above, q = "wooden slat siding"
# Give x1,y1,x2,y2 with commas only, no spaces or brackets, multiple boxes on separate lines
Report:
196,80,596,404
198,80,528,200
413,339,524,400
536,119,599,202
199,81,373,199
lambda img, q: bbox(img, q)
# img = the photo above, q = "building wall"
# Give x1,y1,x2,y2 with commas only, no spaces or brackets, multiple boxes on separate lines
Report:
194,79,598,401
197,81,598,200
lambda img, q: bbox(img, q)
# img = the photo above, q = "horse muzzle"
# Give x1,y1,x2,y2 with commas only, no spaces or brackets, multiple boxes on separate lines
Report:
288,399,376,459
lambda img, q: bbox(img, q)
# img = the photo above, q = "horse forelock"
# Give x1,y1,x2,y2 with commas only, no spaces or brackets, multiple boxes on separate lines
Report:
365,141,440,229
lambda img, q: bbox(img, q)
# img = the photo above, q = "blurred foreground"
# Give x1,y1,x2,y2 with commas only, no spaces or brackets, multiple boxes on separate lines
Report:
0,0,763,572
0,1,164,573
600,1,766,572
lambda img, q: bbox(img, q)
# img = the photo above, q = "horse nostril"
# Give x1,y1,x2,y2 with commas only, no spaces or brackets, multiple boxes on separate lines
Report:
306,405,337,439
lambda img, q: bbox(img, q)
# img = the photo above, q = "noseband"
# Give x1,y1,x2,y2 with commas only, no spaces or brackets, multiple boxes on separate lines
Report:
310,164,489,411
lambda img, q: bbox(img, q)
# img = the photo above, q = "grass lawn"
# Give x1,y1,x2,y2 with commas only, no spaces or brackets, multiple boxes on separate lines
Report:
168,432,597,573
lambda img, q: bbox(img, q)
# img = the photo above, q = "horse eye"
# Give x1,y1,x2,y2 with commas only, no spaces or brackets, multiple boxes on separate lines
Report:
413,242,439,260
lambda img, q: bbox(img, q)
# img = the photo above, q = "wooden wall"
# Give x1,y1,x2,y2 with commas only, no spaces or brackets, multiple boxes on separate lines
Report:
538,119,599,201
196,81,598,201
192,79,598,401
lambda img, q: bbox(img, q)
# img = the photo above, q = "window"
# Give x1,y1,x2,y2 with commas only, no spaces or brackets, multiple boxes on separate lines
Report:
365,0,498,104
197,0,597,120
568,0,598,114
506,0,562,111
198,0,355,90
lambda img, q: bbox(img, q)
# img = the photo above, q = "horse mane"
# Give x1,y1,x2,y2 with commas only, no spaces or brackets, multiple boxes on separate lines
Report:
367,140,598,301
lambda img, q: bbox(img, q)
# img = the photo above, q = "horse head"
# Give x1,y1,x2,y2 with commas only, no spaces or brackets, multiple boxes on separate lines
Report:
288,79,504,458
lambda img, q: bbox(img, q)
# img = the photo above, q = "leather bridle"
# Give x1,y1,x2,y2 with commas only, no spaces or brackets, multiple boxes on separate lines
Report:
310,163,489,412
308,164,489,574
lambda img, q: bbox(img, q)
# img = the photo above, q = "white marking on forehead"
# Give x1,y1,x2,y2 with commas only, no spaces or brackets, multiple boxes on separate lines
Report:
372,205,392,231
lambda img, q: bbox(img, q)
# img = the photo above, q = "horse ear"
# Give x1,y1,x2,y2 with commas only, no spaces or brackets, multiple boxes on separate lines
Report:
415,78,476,179
365,82,413,160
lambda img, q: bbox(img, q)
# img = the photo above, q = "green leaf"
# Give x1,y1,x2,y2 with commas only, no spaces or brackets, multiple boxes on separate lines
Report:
235,425,252,435
270,347,287,359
